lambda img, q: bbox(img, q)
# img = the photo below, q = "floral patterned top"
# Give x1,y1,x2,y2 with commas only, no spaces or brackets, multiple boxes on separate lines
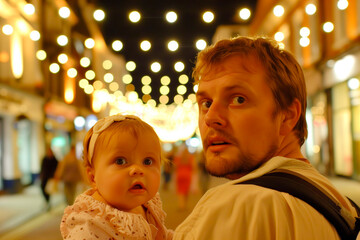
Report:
60,189,173,240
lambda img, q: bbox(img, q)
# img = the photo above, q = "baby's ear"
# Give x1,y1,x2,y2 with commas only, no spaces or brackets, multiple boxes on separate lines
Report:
86,167,97,188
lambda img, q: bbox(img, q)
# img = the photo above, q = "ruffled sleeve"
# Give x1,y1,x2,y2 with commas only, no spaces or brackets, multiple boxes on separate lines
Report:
145,192,174,240
61,189,153,239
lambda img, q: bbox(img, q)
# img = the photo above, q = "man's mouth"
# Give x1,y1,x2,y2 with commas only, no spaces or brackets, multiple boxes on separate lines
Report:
210,141,229,146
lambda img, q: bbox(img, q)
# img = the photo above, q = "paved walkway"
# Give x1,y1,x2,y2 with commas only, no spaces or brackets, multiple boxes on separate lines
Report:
0,175,359,239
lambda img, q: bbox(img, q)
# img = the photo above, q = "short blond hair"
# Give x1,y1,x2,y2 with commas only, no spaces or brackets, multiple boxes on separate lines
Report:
193,36,307,145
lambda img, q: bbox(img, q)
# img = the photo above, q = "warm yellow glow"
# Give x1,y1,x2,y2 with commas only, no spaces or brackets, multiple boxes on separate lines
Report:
202,11,214,23
141,75,151,85
84,38,95,49
174,61,185,72
305,4,317,15
161,76,171,85
323,22,334,33
196,39,207,50
159,95,169,104
122,74,133,84
67,68,77,78
59,7,70,19
58,53,68,64
84,85,94,94
85,70,96,80
337,0,349,10
57,35,68,46
93,9,105,21
92,99,102,113
168,40,179,51
274,32,284,42
160,85,170,95
24,4,35,15
140,40,151,51
80,57,91,67
79,79,89,88
174,95,183,104
93,80,103,90
2,24,13,35
129,11,141,22
142,85,152,94
64,76,75,104
36,50,47,61
127,91,139,102
273,5,284,17
104,73,114,83
188,93,196,103
49,63,60,73
126,61,136,71
109,82,119,91
112,40,123,51
30,30,40,41
11,32,23,79
300,27,310,37
103,60,112,70
179,74,189,84
299,37,310,47
239,8,251,20
151,62,161,72
166,11,177,23
177,85,187,95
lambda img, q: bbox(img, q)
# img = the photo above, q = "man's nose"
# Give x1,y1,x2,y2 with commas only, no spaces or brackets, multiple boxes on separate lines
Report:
129,164,144,176
204,102,226,128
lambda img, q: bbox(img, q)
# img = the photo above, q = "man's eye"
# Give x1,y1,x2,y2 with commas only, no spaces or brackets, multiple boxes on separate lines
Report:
143,158,153,166
201,100,212,109
232,96,245,105
115,158,126,165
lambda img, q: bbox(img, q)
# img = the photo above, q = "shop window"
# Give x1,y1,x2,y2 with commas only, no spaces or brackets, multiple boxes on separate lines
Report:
332,82,353,176
349,77,360,178
306,92,329,174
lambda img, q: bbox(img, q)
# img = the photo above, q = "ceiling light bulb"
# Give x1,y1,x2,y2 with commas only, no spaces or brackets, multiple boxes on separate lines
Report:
203,11,214,23
239,8,251,20
166,11,177,23
129,11,141,23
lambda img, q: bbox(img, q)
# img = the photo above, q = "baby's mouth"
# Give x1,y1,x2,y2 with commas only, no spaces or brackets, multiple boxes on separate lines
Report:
129,182,146,191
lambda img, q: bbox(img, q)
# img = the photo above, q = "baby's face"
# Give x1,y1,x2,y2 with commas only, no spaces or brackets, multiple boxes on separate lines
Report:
89,130,161,211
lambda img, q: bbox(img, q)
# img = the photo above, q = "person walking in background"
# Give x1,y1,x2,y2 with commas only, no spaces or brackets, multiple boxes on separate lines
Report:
60,114,173,239
173,142,196,210
54,144,85,205
173,36,360,239
39,145,58,210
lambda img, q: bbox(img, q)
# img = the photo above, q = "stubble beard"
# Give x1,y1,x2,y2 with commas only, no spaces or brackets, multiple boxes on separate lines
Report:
204,143,279,179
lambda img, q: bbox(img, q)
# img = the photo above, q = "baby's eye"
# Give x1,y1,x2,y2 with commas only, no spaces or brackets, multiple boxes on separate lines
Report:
115,157,126,165
231,96,245,105
143,158,153,166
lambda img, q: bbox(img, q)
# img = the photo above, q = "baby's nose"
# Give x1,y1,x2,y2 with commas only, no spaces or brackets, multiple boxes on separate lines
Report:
129,165,144,176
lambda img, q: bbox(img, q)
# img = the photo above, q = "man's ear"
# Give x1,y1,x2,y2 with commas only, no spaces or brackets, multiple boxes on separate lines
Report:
86,166,97,188
280,99,301,136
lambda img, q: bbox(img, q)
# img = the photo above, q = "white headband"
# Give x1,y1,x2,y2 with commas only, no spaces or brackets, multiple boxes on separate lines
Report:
88,114,139,164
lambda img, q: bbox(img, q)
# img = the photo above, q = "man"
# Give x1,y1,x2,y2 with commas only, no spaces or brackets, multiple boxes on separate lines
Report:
173,36,359,239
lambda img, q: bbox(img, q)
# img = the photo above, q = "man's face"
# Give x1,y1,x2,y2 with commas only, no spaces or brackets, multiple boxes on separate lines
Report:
196,54,284,179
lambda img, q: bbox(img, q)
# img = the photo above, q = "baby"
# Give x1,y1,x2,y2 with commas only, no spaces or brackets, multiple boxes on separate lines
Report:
60,114,173,239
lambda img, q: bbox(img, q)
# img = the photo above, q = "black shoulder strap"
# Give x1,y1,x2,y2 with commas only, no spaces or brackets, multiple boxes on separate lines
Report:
237,171,358,240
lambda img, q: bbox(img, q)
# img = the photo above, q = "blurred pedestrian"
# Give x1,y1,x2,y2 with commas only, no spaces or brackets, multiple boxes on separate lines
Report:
54,144,85,205
39,145,58,210
173,142,196,210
